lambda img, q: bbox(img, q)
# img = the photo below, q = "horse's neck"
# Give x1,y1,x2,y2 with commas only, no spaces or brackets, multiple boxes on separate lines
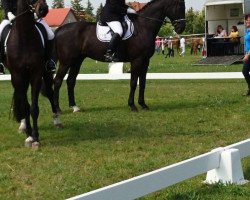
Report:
15,0,34,32
138,0,172,36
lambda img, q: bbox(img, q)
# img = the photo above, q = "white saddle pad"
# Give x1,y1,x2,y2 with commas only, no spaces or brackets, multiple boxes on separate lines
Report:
97,15,134,42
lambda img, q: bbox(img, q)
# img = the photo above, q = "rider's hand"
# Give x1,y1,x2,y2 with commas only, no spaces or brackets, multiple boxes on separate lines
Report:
127,7,137,14
7,12,16,22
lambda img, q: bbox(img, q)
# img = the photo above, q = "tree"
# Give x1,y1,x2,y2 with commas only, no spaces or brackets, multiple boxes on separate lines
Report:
71,0,84,13
83,0,95,22
96,3,103,22
52,0,64,9
84,0,94,17
158,23,174,37
184,7,196,34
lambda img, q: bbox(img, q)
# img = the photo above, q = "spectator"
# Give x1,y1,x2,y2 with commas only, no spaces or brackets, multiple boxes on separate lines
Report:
179,37,185,57
155,36,161,54
229,25,239,42
214,25,227,38
242,15,250,96
161,38,165,55
165,36,174,58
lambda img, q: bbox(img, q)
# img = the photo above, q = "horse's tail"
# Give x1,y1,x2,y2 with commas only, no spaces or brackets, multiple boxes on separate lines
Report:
13,90,28,122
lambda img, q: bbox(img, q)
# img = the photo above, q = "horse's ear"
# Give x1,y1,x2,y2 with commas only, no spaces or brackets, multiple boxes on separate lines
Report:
29,0,38,5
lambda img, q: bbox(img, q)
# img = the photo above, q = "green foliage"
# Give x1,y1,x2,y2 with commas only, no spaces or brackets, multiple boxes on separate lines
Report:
183,7,205,34
158,23,175,37
70,0,84,13
0,8,4,21
52,0,64,9
96,3,103,22
84,0,94,17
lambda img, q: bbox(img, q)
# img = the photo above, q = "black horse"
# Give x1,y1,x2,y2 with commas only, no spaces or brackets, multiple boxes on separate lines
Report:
54,0,186,112
6,0,61,148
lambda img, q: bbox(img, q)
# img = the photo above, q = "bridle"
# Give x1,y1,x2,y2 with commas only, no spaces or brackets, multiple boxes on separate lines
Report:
14,0,40,20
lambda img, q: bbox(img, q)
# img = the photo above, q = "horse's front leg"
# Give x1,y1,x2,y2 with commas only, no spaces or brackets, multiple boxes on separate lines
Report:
30,78,42,149
67,59,83,113
138,60,149,110
128,59,144,112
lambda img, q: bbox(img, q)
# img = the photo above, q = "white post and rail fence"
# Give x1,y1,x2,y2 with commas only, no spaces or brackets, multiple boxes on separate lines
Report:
68,139,250,200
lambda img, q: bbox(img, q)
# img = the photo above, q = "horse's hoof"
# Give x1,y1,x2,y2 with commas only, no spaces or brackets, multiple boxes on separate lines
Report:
53,114,62,128
141,105,149,110
72,106,80,113
56,123,63,129
130,106,139,112
24,136,34,148
32,142,40,149
18,119,26,134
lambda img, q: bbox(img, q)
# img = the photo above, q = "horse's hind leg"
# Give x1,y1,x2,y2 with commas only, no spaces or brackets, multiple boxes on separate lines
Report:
67,58,83,113
138,59,150,110
54,63,70,113
42,73,62,128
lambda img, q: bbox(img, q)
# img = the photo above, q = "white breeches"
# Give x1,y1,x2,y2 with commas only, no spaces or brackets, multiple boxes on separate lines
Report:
0,20,11,39
0,19,54,40
106,21,123,37
37,19,54,40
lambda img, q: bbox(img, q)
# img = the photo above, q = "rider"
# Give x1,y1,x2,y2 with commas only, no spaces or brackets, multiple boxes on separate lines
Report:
0,0,56,74
100,0,137,62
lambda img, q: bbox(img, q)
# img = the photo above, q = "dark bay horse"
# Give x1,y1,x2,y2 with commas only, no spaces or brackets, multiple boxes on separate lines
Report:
54,0,186,112
6,0,61,148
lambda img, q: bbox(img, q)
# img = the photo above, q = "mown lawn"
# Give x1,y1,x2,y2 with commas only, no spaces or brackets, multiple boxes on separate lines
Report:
0,78,249,199
77,49,243,74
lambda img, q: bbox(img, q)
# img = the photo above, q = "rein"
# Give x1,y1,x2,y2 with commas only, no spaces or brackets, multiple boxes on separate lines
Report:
136,14,186,24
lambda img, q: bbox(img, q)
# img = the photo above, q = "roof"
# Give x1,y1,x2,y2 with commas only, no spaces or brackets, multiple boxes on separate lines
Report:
44,8,75,27
205,0,243,6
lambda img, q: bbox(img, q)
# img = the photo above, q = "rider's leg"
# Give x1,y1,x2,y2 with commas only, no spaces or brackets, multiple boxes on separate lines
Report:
0,20,11,74
105,21,123,62
37,19,56,73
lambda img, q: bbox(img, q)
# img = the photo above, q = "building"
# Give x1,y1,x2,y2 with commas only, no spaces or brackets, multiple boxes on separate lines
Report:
44,8,78,30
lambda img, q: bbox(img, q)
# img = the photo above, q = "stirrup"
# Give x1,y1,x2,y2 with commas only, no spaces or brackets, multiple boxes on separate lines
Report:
45,60,56,73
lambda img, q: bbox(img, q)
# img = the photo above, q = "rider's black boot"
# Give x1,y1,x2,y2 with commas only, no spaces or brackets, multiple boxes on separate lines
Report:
104,33,121,62
45,39,56,73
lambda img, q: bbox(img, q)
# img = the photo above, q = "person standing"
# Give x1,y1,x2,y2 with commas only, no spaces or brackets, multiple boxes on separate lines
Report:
100,0,136,62
179,37,185,57
242,15,250,96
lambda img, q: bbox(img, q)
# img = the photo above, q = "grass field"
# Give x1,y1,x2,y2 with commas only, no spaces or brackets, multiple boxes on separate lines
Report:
0,53,250,199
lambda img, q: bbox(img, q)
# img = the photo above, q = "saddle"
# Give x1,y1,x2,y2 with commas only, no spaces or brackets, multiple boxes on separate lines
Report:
96,15,134,42
0,22,47,55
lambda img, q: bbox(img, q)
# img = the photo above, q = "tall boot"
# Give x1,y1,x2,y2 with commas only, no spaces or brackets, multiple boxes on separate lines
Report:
45,39,56,73
0,41,5,75
104,33,121,62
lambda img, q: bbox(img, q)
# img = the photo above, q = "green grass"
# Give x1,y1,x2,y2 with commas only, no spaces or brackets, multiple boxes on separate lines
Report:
77,49,243,74
0,78,250,199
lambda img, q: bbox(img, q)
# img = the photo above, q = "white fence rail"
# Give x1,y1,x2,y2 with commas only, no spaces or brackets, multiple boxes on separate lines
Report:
68,139,250,200
0,72,244,81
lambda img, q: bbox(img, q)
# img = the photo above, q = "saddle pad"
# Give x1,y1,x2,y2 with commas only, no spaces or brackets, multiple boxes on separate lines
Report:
97,15,134,42
2,23,46,54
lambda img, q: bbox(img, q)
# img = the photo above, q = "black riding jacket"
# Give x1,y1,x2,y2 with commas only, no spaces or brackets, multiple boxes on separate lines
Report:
2,0,17,18
100,0,128,22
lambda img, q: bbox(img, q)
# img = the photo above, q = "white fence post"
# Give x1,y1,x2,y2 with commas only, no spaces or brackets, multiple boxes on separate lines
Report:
108,62,124,75
205,148,249,185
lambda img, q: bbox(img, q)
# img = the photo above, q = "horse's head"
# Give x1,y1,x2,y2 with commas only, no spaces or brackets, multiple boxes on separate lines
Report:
28,0,49,19
168,0,186,34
